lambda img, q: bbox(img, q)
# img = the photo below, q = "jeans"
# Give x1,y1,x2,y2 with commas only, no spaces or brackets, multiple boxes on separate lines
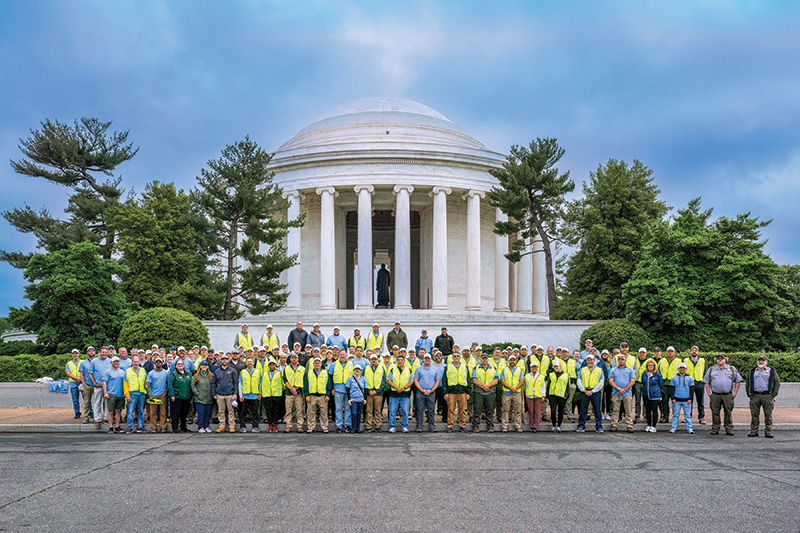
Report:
692,383,706,420
578,391,602,430
671,401,693,431
334,391,352,429
126,393,145,430
69,383,81,416
196,402,213,430
388,396,410,429
350,401,364,432
415,392,436,429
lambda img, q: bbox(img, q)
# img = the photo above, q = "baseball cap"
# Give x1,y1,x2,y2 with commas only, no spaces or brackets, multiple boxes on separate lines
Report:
177,346,186,351
71,349,79,354
111,356,120,362
638,347,647,353
586,353,596,360
677,363,687,369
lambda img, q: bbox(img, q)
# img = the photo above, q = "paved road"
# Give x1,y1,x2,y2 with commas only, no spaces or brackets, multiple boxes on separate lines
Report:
1,431,798,532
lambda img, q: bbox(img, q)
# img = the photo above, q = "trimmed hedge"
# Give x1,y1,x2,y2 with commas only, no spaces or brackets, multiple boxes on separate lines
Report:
0,353,73,382
579,319,654,354
481,342,522,353
117,307,209,349
687,352,800,382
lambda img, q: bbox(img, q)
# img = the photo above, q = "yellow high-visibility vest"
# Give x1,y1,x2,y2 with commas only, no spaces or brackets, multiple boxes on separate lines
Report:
408,358,421,375
366,365,384,389
261,332,279,351
261,370,282,397
237,332,254,350
524,372,546,398
349,337,366,350
659,358,682,381
333,361,353,384
381,361,396,374
490,358,507,374
465,356,478,373
548,372,570,398
636,358,654,382
502,366,524,393
307,370,329,395
446,363,468,387
255,357,271,375
390,366,412,389
625,355,637,370
580,366,603,390
474,366,497,386
367,332,384,352
284,365,305,388
67,360,81,383
686,358,705,382
125,367,147,394
240,368,261,395
528,355,550,375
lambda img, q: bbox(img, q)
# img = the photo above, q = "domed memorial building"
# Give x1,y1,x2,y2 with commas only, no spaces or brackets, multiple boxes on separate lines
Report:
204,98,592,347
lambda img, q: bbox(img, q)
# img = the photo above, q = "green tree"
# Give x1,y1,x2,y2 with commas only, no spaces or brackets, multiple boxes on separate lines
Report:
194,136,303,319
579,318,654,354
2,118,137,267
773,264,800,351
109,181,224,318
488,138,574,318
9,242,134,354
559,159,668,319
623,198,794,351
117,307,210,349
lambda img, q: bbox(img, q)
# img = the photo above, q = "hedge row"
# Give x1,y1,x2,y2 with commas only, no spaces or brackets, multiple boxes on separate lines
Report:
1,351,799,382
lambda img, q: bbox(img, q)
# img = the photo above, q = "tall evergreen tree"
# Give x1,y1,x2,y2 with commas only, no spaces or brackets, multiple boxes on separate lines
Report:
2,118,137,266
558,159,667,319
194,137,303,319
488,138,574,318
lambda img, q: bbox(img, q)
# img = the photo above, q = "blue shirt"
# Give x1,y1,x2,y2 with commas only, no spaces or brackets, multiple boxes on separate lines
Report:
351,357,369,373
78,359,94,385
432,362,445,380
415,336,433,355
326,334,347,350
117,358,132,371
170,357,195,373
103,368,126,397
346,376,367,402
90,357,112,387
414,365,439,391
609,366,635,396
670,374,695,399
328,361,351,393
146,369,169,396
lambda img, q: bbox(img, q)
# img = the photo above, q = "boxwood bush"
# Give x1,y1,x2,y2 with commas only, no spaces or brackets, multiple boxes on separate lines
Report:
117,307,209,350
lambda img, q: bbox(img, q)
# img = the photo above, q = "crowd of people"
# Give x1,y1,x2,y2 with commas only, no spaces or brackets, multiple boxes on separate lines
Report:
62,321,781,438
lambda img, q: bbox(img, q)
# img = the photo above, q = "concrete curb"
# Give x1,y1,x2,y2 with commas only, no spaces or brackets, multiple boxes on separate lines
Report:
2,422,798,433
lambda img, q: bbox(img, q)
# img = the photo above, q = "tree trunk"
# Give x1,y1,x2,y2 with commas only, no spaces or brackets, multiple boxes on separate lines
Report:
223,221,238,320
532,217,557,319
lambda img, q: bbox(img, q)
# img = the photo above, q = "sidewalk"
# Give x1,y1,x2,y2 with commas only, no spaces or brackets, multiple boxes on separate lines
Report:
2,407,799,432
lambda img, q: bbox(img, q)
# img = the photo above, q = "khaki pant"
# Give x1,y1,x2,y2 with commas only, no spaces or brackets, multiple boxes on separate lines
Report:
216,395,235,429
710,393,734,432
501,393,523,431
564,382,577,418
149,393,168,430
365,393,383,429
306,395,328,431
610,394,633,430
82,385,94,421
446,393,468,428
749,393,774,434
284,394,305,430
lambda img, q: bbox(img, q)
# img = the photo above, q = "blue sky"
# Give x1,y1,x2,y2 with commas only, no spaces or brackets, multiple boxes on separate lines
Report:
1,0,799,314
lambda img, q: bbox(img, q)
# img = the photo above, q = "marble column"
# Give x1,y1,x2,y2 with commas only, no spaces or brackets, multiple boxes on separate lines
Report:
532,235,549,317
283,190,304,311
354,185,374,309
494,208,510,312
393,185,414,309
516,236,533,314
317,186,338,310
429,186,451,310
463,190,485,311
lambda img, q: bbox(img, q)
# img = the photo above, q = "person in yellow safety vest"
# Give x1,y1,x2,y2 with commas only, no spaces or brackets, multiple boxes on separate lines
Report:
387,354,414,433
329,350,354,433
235,324,255,350
686,345,707,424
238,356,261,433
367,323,384,353
463,346,479,420
523,359,546,432
577,353,605,433
123,356,148,434
304,356,331,433
490,347,508,423
471,353,499,432
659,346,682,422
260,359,283,432
65,349,83,419
349,329,366,351
283,352,306,433
442,351,470,433
563,351,579,422
261,324,280,351
500,355,524,432
546,359,570,433
633,347,655,424
364,353,386,432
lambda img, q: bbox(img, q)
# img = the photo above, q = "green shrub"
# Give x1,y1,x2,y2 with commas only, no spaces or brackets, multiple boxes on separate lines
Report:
0,340,41,357
0,353,72,382
685,352,800,382
117,307,209,349
580,319,654,353
481,342,522,354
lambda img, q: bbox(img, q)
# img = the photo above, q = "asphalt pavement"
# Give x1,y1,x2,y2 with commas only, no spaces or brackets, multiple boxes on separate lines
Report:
0,431,798,532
